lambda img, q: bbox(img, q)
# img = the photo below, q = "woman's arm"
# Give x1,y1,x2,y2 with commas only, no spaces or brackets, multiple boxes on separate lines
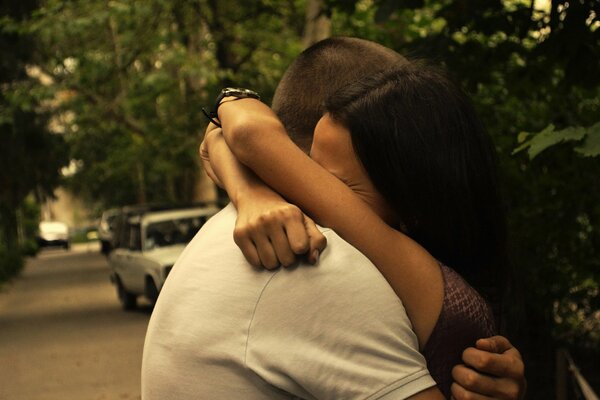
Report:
216,97,443,347
201,125,325,268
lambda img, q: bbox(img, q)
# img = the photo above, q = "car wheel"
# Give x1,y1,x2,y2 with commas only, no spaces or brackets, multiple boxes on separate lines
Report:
145,277,160,304
116,278,137,310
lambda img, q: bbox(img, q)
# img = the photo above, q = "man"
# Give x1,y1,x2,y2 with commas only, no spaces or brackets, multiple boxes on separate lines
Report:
142,37,525,399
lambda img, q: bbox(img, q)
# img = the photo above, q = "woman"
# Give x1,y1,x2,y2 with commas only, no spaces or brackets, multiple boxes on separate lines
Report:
201,61,506,398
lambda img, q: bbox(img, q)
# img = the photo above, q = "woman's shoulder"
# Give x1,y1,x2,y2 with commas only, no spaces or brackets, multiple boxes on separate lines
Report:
437,264,496,333
422,263,497,397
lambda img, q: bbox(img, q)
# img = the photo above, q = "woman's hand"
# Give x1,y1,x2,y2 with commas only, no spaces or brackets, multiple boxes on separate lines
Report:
200,119,326,270
200,122,224,188
451,336,526,400
234,190,327,269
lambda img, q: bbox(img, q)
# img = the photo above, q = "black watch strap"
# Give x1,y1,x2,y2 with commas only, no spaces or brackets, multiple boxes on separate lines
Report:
202,87,260,127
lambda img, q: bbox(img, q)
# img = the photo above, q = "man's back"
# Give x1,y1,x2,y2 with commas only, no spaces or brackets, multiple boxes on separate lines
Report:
141,204,434,399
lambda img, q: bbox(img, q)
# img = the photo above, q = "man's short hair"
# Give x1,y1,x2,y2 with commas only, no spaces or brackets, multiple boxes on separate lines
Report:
272,37,406,151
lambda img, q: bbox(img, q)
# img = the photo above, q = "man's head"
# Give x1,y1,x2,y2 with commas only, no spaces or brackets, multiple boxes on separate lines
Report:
272,37,406,152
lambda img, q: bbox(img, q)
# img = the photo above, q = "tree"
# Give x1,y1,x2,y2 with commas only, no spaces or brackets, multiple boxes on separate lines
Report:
326,0,600,393
0,0,68,280
24,0,307,208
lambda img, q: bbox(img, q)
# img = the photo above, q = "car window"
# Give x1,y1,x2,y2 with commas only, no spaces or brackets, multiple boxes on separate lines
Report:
39,222,68,234
145,216,206,250
107,215,118,230
129,224,142,251
101,214,118,232
113,215,128,249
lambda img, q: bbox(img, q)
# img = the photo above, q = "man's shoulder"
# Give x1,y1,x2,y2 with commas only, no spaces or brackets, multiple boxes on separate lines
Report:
179,205,390,300
250,226,411,335
314,228,379,273
201,202,237,232
178,203,239,253
245,228,431,400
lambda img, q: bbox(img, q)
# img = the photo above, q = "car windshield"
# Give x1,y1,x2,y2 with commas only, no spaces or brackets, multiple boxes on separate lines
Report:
144,216,205,250
40,222,68,234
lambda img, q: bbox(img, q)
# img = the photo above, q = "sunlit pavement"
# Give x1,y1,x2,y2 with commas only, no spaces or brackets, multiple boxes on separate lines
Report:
0,246,151,400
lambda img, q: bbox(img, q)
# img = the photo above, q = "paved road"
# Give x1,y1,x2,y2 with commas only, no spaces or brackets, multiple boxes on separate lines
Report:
0,245,151,400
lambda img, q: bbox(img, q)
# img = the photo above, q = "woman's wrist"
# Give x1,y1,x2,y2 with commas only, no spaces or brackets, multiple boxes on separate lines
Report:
235,179,282,210
217,96,262,124
203,88,260,127
210,139,276,208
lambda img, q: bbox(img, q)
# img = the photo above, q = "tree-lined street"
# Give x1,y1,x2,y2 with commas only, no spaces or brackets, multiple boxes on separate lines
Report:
0,248,149,400
1,0,599,396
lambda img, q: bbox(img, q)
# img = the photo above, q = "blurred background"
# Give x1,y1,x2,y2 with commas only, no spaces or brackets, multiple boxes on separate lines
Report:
0,0,598,398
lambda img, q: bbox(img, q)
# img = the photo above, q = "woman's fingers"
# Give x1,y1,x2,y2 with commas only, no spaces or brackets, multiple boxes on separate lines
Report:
281,208,310,255
254,204,305,267
199,144,219,186
251,234,280,270
267,224,297,267
234,209,291,269
199,129,224,187
234,201,326,269
304,215,327,264
232,230,261,268
205,121,221,135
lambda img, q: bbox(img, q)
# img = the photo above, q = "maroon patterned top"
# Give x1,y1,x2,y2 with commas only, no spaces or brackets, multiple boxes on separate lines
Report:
422,264,496,398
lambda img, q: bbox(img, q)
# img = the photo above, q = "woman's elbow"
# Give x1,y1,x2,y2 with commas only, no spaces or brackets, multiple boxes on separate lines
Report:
225,117,283,164
224,121,250,155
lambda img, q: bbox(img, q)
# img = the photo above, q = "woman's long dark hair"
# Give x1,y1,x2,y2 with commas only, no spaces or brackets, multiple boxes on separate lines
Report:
325,61,507,295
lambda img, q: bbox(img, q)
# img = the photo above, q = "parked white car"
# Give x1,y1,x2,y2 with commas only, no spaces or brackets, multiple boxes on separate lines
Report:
98,208,119,255
37,221,70,250
109,206,219,310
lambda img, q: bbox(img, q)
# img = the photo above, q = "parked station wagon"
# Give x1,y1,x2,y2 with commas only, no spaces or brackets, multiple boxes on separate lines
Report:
109,206,219,310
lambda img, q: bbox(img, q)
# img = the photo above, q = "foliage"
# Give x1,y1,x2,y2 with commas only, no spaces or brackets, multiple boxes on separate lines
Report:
515,122,600,159
1,0,68,282
324,0,600,393
0,89,67,212
19,197,41,257
0,244,24,284
22,0,305,208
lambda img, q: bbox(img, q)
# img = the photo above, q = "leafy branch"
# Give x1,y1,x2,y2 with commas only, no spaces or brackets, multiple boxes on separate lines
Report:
513,122,600,159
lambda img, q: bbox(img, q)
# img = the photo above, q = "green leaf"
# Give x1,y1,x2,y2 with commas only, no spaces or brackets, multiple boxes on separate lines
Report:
513,124,553,155
374,0,399,24
517,131,531,144
574,122,600,157
512,124,587,159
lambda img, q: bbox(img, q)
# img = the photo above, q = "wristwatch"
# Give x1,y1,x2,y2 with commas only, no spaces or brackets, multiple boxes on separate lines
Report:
202,87,260,127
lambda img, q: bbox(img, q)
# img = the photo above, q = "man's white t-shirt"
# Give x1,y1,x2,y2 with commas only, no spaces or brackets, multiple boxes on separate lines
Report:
141,204,435,399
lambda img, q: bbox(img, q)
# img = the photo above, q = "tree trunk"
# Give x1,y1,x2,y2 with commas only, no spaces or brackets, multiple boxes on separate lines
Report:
302,0,331,48
135,162,147,204
207,0,237,87
555,348,567,400
0,204,19,251
166,174,177,203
